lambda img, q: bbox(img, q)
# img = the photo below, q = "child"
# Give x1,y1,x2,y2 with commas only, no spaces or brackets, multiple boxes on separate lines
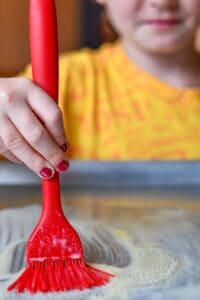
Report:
0,0,200,180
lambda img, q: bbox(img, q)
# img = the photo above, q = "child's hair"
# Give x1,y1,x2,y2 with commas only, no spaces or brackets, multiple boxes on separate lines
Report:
100,9,118,42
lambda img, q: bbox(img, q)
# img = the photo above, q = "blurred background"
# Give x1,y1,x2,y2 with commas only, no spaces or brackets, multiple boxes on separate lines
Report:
0,0,103,77
1,0,200,77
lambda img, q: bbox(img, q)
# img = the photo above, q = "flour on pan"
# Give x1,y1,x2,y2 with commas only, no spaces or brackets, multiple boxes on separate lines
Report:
0,205,180,300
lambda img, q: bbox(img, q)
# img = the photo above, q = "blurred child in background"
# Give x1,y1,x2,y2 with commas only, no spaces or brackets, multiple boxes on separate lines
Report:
0,0,200,180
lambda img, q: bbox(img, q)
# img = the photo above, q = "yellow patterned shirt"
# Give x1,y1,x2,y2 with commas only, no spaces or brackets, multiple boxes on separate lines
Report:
2,42,200,160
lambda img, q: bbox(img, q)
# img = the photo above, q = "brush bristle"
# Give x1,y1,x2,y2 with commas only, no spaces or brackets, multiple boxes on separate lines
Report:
7,259,114,293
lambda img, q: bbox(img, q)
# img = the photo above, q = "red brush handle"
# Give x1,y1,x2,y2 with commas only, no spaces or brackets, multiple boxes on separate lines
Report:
30,0,58,100
30,0,62,214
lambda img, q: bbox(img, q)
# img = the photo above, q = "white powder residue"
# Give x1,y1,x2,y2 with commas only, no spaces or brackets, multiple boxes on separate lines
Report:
3,241,180,300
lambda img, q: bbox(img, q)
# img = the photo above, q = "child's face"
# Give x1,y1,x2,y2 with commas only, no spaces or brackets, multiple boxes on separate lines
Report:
98,0,200,54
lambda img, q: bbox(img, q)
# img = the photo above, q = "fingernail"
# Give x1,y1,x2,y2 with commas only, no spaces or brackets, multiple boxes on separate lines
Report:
60,142,68,152
56,160,70,172
40,167,53,178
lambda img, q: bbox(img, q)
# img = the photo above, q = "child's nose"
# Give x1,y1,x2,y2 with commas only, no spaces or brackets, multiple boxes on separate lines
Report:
150,0,178,10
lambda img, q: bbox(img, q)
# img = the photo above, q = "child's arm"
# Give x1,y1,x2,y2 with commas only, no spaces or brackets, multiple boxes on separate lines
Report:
0,77,69,179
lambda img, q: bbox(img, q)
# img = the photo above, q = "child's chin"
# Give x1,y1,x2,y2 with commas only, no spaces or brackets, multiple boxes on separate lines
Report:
136,38,187,55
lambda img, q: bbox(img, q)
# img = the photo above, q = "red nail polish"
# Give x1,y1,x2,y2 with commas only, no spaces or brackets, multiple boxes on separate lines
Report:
57,160,70,172
40,167,53,178
60,142,68,152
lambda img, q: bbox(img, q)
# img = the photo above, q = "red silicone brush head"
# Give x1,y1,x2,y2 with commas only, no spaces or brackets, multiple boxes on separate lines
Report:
7,204,114,293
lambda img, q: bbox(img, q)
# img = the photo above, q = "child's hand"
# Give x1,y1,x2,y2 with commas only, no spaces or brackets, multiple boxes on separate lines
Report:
0,77,69,179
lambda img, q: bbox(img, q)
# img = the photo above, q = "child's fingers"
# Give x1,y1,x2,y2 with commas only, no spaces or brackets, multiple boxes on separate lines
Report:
6,97,69,173
0,115,55,179
0,140,23,165
27,83,68,149
1,152,23,165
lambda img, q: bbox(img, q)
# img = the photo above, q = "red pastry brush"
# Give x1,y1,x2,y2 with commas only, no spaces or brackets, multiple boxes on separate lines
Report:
8,0,114,293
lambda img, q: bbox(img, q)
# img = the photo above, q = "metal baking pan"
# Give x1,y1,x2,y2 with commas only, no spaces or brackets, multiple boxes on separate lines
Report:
1,161,200,189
